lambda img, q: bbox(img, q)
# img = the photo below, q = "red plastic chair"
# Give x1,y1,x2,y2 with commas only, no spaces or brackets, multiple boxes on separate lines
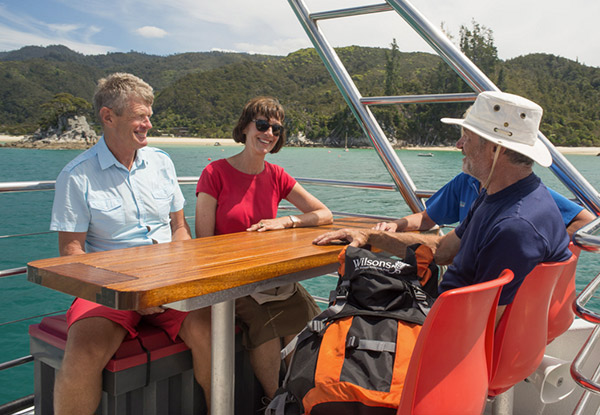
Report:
488,255,576,396
547,243,581,343
397,269,514,415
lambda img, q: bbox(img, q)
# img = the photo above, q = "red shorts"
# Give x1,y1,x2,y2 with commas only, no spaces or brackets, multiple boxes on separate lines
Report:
66,298,188,341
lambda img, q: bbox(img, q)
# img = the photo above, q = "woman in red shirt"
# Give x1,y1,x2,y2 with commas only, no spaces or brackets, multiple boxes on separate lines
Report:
195,96,332,406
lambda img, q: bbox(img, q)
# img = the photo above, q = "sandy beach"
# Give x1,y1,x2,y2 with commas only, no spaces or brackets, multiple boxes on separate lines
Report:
0,135,240,146
0,135,27,143
147,137,242,146
0,135,598,155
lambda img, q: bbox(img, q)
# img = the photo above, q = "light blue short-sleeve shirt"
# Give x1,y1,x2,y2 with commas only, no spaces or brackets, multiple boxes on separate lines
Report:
50,137,185,253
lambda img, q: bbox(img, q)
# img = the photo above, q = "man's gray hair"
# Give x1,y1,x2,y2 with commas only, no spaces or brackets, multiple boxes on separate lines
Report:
477,135,534,167
93,73,154,124
504,148,534,167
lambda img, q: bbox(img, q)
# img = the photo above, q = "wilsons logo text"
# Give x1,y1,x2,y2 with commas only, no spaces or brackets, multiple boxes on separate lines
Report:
352,257,410,275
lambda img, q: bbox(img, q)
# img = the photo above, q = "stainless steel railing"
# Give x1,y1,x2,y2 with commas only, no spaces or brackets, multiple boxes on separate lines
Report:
0,177,434,280
287,0,600,218
571,273,600,414
0,177,435,197
570,219,600,414
0,176,415,412
573,216,600,254
0,180,55,193
288,0,425,214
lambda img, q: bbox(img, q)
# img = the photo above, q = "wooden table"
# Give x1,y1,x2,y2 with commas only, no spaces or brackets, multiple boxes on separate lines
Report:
27,216,378,415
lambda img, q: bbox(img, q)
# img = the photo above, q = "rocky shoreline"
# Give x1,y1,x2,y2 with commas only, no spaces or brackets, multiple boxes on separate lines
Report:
1,134,599,155
0,139,94,150
0,115,97,150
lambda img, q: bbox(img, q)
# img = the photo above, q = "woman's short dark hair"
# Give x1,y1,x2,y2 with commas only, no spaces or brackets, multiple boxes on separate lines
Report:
232,96,286,154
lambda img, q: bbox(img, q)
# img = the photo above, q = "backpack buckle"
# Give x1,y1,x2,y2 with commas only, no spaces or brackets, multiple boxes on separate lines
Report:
308,320,325,333
346,336,358,349
413,289,427,302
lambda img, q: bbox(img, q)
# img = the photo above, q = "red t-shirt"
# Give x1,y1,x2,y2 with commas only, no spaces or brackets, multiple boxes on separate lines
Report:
196,159,297,235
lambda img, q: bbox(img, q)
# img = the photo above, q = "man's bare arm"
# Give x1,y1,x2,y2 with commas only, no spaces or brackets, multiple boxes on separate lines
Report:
373,210,437,232
170,209,192,241
58,231,87,256
313,227,459,264
433,230,460,265
566,209,596,237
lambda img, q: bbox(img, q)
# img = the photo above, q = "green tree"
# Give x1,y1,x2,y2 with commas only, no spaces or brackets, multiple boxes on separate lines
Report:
40,93,92,129
459,19,498,76
385,39,401,96
408,19,499,145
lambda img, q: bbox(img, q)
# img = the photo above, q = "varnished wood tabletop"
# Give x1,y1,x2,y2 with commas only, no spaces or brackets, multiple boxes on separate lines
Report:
27,216,379,310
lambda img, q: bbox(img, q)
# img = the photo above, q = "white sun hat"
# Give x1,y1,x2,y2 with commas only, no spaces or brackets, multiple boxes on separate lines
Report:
441,91,552,167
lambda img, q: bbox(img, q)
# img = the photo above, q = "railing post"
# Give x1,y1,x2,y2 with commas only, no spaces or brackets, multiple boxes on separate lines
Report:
211,300,235,415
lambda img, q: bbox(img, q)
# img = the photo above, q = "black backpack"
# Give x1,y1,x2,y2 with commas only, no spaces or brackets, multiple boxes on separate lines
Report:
267,244,438,415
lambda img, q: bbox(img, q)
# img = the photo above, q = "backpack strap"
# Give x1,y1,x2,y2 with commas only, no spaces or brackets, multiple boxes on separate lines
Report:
409,283,433,316
346,336,396,353
265,391,290,415
280,280,351,361
282,266,433,360
329,279,350,304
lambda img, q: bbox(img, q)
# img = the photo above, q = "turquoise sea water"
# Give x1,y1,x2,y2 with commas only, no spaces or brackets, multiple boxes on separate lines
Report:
0,144,599,404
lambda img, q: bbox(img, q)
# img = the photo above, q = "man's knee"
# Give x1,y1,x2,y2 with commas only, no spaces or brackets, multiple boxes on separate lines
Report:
178,307,211,350
63,317,127,368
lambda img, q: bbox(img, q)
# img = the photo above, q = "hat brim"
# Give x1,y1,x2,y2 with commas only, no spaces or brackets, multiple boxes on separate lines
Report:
441,117,553,167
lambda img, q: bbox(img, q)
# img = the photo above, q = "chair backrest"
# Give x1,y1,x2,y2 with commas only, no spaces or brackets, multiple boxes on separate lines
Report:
547,243,581,343
488,255,576,396
397,269,514,415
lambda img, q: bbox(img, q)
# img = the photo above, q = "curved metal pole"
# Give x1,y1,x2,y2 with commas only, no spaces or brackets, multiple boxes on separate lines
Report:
571,268,600,412
545,145,600,214
573,216,600,252
387,0,496,93
388,0,600,214
287,0,424,213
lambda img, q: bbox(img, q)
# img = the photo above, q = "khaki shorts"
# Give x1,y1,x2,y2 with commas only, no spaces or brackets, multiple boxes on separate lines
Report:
235,283,320,350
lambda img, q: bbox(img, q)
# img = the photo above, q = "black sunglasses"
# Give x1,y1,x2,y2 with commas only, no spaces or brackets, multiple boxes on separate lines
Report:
253,119,283,136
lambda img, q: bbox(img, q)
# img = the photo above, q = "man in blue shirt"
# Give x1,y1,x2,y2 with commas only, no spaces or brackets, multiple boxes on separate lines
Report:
374,171,594,237
50,73,209,414
315,91,573,318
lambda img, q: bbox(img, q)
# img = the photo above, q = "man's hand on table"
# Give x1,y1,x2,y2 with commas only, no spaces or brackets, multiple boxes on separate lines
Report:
312,228,370,248
137,307,166,315
372,221,398,232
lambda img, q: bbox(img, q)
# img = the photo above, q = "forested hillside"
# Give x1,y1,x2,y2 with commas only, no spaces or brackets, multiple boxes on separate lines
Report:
1,41,599,146
502,54,600,146
0,45,273,133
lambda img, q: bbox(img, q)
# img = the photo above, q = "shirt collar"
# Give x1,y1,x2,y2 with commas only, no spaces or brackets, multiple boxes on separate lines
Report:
484,172,539,202
97,136,147,171
97,136,120,170
133,150,147,170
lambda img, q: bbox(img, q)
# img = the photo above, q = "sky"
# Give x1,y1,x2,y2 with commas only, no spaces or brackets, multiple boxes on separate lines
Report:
1,0,599,68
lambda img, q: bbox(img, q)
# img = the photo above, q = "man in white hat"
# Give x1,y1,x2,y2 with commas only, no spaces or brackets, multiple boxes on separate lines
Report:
314,91,572,316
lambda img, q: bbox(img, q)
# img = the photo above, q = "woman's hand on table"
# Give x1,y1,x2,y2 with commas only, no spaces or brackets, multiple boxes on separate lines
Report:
247,217,291,232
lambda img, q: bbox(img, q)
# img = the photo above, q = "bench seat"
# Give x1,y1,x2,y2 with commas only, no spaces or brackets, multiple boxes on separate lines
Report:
29,314,263,415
